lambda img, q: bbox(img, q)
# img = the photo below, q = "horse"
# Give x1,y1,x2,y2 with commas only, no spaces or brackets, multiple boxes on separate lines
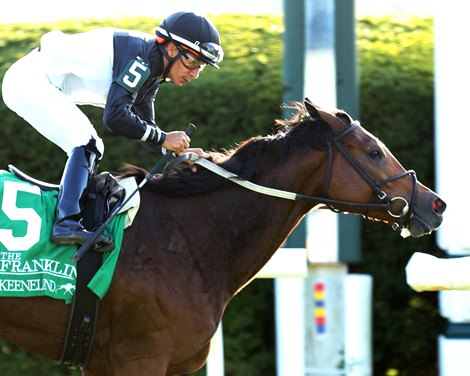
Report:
0,100,446,375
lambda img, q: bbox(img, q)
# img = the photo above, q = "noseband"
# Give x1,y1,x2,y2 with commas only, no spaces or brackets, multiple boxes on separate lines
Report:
322,121,417,230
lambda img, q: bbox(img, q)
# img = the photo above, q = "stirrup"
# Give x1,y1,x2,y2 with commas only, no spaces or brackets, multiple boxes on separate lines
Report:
90,238,115,253
52,219,114,251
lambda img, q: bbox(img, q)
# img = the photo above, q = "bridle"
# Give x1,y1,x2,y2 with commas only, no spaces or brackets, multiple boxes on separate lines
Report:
164,121,418,231
321,121,417,230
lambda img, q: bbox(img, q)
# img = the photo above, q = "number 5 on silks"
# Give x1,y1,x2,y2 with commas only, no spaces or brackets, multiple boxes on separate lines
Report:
116,57,151,93
0,180,42,252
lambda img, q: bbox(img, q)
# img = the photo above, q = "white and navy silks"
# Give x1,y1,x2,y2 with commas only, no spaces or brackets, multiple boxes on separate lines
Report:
1,28,166,158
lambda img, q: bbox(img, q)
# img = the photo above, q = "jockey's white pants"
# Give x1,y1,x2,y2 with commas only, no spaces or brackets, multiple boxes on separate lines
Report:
1,49,104,157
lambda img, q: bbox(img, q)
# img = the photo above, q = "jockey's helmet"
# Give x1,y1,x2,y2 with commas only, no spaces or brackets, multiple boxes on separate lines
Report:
155,12,224,69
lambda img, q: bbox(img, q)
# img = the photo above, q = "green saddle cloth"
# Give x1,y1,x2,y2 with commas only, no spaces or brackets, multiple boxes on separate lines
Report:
0,170,126,304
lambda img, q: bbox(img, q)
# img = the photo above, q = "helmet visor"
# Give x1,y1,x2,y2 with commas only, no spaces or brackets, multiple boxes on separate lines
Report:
199,42,224,66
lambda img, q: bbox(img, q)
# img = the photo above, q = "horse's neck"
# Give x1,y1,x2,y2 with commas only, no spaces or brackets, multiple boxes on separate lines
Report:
218,157,327,294
195,189,309,298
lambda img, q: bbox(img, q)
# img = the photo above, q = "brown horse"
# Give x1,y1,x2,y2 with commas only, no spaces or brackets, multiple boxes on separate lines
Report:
0,100,445,375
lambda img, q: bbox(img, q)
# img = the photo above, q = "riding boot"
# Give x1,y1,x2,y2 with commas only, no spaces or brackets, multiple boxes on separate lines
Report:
52,145,112,249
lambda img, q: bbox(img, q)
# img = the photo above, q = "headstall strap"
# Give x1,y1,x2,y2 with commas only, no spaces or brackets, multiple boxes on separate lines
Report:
327,121,418,229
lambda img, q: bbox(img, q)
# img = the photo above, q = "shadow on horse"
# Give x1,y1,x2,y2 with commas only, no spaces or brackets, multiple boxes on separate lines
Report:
0,100,446,375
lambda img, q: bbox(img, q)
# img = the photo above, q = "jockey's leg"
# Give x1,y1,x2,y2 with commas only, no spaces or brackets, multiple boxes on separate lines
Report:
2,49,110,250
52,140,112,248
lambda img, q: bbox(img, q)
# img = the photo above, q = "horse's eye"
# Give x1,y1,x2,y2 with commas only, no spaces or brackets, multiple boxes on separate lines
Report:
369,149,383,159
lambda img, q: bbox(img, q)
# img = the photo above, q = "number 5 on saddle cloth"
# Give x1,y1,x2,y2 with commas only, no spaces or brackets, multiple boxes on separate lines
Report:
7,164,128,252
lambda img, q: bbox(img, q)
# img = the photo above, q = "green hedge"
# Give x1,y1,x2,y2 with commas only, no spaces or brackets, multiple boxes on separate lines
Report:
0,14,439,376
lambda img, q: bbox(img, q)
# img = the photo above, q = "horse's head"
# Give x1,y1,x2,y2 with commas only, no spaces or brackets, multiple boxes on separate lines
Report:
300,98,446,238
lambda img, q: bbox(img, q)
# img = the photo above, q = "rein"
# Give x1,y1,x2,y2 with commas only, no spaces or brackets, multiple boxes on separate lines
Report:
165,121,417,230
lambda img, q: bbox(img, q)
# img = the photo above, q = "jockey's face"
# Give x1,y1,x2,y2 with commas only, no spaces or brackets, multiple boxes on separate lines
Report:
164,42,201,86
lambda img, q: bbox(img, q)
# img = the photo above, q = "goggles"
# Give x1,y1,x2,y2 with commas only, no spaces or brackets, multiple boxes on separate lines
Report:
178,47,206,70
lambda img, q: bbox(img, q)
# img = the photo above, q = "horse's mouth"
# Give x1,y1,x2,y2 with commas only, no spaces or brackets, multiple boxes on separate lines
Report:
405,197,446,238
363,211,442,238
405,212,444,238
386,194,446,238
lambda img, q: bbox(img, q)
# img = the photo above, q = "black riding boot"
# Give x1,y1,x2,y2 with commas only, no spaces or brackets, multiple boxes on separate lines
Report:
52,145,112,249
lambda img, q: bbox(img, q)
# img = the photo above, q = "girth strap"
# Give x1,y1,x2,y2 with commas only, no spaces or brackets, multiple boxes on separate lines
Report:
59,252,103,369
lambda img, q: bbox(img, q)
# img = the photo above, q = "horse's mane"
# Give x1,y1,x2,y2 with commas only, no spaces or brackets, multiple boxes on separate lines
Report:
119,103,337,197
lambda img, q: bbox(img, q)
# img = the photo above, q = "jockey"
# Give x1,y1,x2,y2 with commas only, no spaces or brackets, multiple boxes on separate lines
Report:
1,12,223,249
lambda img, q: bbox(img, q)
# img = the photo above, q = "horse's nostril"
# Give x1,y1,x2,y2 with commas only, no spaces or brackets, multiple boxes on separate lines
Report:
433,198,447,215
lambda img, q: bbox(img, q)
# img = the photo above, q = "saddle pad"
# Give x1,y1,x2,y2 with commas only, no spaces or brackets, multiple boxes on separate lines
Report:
0,170,126,304
116,176,140,228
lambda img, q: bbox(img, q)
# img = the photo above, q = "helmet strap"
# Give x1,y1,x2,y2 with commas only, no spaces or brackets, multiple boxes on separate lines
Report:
158,43,183,81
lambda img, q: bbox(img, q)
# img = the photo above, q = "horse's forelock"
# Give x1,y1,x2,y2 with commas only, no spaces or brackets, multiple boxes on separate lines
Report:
275,102,310,128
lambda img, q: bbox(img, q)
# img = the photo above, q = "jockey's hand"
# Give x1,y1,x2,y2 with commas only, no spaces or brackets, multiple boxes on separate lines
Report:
162,131,191,153
178,148,209,159
176,148,210,173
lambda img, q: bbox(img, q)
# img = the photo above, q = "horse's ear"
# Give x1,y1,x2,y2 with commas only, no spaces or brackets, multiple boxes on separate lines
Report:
304,98,320,119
